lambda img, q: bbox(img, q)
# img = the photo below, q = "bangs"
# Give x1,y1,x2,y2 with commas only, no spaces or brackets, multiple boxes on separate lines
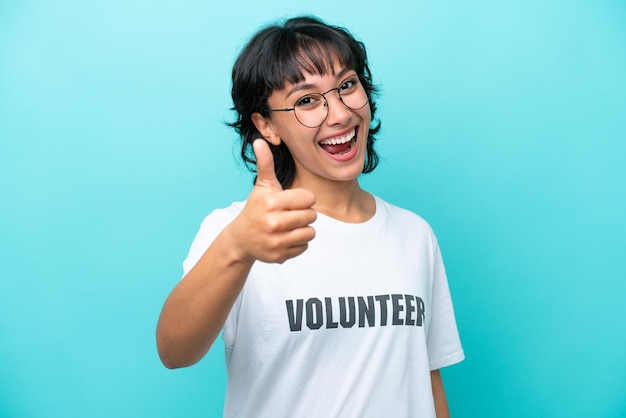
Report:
266,31,358,91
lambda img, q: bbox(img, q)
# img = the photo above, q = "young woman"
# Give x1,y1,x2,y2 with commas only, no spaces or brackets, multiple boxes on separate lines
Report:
157,15,464,418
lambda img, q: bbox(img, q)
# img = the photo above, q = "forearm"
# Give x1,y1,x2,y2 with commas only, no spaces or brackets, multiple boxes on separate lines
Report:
156,224,253,369
431,369,450,418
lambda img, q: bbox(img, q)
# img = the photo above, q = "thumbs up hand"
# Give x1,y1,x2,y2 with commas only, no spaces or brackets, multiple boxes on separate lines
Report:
228,139,317,264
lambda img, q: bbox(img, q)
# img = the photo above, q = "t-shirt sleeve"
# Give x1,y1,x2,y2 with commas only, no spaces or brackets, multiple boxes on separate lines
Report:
426,234,465,371
181,202,244,277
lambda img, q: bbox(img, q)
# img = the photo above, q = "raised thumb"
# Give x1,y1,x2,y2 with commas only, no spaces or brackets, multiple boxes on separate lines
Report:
253,139,282,191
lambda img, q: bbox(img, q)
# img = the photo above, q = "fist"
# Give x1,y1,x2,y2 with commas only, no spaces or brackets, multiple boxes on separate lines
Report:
231,139,317,264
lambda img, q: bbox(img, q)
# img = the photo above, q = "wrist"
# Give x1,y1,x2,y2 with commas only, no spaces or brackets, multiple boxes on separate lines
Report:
220,222,256,265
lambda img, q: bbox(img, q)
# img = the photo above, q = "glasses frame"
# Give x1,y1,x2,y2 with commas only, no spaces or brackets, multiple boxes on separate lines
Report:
264,74,369,128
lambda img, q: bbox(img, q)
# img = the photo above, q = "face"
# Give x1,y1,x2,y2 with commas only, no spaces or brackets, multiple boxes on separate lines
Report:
253,61,372,190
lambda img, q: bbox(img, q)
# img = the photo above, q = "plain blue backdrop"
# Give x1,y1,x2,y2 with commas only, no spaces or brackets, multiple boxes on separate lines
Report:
1,1,625,417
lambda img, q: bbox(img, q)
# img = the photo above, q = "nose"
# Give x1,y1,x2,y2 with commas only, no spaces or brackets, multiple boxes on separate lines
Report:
323,88,351,126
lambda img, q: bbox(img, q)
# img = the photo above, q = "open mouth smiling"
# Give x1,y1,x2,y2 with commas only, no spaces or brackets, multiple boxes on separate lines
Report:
318,127,358,157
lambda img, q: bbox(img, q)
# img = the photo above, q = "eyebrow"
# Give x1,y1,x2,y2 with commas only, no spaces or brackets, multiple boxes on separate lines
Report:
285,67,354,99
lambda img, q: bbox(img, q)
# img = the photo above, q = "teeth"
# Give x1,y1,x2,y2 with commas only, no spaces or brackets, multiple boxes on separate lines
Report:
319,131,354,145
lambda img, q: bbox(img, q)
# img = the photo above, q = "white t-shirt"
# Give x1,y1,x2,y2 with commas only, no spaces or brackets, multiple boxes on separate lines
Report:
183,196,464,418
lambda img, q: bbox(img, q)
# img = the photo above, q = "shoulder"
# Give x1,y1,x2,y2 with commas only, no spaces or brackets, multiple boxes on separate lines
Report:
181,201,245,275
198,201,245,230
375,196,435,236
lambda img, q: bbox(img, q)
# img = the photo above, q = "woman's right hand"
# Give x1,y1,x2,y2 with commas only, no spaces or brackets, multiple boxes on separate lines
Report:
227,139,317,264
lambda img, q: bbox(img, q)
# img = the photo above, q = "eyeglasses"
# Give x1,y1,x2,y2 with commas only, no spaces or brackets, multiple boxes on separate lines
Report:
265,74,369,128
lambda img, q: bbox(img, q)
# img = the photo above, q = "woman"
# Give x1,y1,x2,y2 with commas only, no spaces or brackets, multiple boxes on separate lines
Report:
157,15,464,418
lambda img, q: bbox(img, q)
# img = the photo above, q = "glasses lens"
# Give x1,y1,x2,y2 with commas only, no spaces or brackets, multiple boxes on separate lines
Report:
294,93,326,128
339,76,369,110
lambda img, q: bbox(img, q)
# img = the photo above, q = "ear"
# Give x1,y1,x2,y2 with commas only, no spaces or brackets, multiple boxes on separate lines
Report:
251,113,281,146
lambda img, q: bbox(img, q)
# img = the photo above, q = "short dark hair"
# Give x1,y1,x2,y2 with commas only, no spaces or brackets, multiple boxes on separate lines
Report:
228,16,381,189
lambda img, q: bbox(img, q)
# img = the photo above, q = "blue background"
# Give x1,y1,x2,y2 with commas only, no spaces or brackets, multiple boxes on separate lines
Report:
1,1,625,417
